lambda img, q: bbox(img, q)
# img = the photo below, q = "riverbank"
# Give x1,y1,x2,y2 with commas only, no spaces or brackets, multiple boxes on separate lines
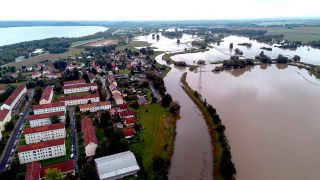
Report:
162,48,209,66
181,72,236,180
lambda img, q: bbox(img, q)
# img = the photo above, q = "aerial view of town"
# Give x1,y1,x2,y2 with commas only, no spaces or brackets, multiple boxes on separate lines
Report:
0,0,320,180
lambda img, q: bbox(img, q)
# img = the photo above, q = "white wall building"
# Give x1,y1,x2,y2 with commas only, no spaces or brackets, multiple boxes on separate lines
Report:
79,101,111,112
60,93,100,106
63,83,98,94
18,138,66,164
0,109,11,131
24,123,66,144
95,151,140,180
1,84,27,111
81,118,98,157
28,111,65,128
63,79,86,86
33,102,66,115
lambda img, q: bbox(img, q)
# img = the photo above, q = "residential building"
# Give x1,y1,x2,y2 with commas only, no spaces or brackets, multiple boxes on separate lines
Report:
63,83,98,94
26,161,41,180
107,76,117,87
95,151,140,180
39,86,53,105
123,128,135,139
33,102,66,115
117,104,128,112
0,108,11,131
25,160,75,180
18,138,66,164
63,79,86,87
1,84,27,111
28,111,65,128
40,160,75,179
113,91,124,105
32,72,42,79
60,93,100,106
119,111,136,119
124,118,136,128
79,101,111,112
24,123,66,144
81,118,98,157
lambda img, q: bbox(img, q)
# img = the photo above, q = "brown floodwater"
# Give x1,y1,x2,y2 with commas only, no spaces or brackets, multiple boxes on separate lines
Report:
163,65,213,180
186,64,320,180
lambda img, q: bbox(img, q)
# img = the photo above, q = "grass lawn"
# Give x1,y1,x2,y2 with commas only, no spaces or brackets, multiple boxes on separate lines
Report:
129,103,176,178
143,88,152,101
0,131,11,156
71,38,102,47
64,91,90,97
118,68,131,75
4,47,84,68
266,27,320,43
116,41,151,51
40,127,72,166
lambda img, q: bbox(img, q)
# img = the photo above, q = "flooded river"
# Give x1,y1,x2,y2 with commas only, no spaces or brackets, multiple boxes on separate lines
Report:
186,64,320,180
156,54,213,180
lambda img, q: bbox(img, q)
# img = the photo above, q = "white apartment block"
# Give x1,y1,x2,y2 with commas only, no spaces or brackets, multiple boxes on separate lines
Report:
28,111,65,128
79,101,111,113
33,102,66,115
18,138,66,164
1,84,27,111
24,123,66,144
63,83,98,94
60,93,100,106
0,108,11,131
39,86,53,105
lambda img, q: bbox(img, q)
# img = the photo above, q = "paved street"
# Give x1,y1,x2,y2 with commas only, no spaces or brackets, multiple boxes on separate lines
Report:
0,89,34,172
149,82,162,103
68,108,79,172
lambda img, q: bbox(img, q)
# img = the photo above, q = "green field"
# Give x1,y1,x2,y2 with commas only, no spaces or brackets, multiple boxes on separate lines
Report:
116,41,151,51
129,104,176,178
4,47,84,68
266,27,320,43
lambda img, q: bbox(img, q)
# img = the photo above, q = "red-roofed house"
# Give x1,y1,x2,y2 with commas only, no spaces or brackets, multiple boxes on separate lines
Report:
0,108,11,131
25,160,75,180
63,83,98,94
60,93,100,106
18,139,66,164
113,91,124,105
107,76,117,86
117,104,128,112
39,86,53,105
124,118,137,128
28,111,65,128
81,118,98,157
1,84,27,111
79,101,111,112
26,161,41,180
24,123,66,144
63,79,86,86
119,111,136,119
40,160,75,178
33,102,66,115
123,128,135,139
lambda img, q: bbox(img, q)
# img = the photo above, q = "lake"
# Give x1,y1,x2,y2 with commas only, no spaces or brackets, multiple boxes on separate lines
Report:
186,64,320,180
0,26,108,46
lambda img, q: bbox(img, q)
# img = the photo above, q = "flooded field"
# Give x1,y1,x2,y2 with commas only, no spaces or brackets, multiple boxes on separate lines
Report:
186,64,320,180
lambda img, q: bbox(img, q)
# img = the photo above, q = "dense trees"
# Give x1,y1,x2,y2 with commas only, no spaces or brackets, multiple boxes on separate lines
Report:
54,60,68,70
5,121,14,131
33,86,43,104
161,94,172,107
44,168,64,180
222,59,254,69
79,163,99,180
293,55,301,62
276,54,289,63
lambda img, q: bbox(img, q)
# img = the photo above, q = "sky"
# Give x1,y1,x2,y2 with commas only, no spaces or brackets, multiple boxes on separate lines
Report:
0,0,319,21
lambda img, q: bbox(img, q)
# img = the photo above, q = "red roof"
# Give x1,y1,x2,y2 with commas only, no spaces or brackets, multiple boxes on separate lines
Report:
64,79,86,86
80,118,98,146
28,111,65,121
79,101,111,110
33,102,65,110
63,83,97,90
119,104,128,110
26,161,41,180
24,123,65,134
0,108,10,122
124,118,136,125
40,86,53,101
60,93,99,101
4,84,26,106
18,138,65,152
119,110,136,118
40,160,74,177
123,128,135,137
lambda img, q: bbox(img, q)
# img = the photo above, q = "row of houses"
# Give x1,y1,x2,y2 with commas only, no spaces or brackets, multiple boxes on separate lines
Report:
107,76,124,105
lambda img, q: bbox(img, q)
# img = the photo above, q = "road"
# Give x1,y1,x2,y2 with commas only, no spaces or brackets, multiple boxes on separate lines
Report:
0,89,34,172
149,82,162,103
68,108,79,172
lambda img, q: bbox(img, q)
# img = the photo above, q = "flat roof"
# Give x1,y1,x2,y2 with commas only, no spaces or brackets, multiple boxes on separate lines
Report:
95,151,140,180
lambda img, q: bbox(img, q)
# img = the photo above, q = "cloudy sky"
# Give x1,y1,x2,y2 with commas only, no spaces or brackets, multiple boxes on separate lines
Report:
0,0,319,20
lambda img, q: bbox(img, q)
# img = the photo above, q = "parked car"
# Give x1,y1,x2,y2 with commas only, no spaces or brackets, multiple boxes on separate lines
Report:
70,154,74,159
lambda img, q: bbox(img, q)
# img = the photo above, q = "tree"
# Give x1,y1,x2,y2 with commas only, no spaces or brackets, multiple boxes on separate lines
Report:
5,121,14,131
83,73,90,83
80,163,99,180
65,112,70,127
99,112,112,128
293,55,301,62
169,101,180,115
161,94,172,107
33,86,43,103
50,115,60,124
44,168,64,180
